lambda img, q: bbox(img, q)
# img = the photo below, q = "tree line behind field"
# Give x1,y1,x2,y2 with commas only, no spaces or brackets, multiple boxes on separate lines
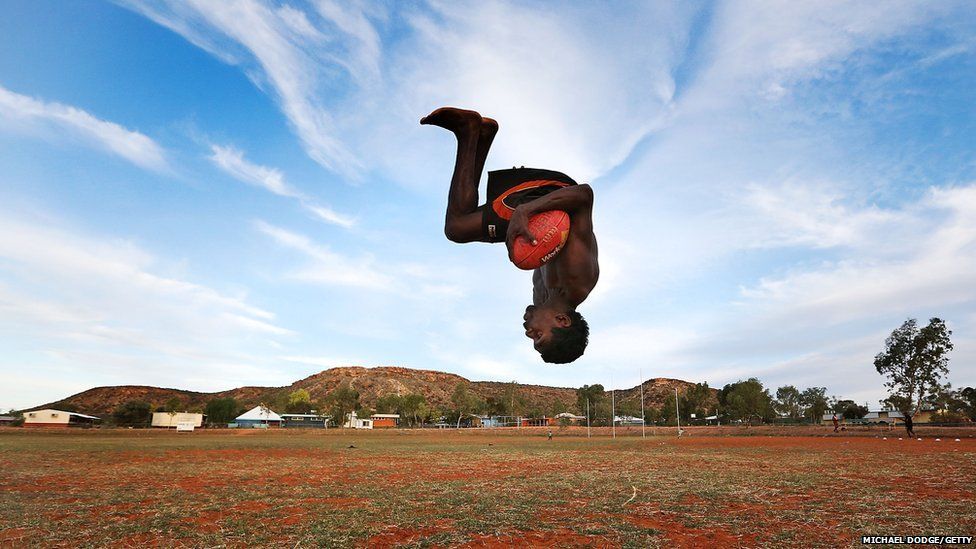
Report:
76,379,976,429
6,317,970,428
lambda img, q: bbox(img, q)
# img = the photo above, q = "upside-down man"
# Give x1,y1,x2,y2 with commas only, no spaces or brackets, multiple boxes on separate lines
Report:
421,107,599,363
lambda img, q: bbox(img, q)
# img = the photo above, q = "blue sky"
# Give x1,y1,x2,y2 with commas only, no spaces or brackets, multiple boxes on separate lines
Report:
2,1,975,411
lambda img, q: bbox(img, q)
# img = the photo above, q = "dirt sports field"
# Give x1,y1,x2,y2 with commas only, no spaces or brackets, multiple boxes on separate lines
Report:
1,428,975,548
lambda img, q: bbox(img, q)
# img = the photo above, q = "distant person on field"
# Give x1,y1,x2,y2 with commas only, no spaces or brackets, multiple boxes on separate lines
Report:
547,429,553,441
421,107,599,363
904,412,915,438
832,414,839,433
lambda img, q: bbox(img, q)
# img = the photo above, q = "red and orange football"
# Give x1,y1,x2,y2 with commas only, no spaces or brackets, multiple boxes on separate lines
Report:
511,210,570,270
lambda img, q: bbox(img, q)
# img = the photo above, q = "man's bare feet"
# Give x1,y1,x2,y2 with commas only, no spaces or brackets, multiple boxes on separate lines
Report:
420,107,482,135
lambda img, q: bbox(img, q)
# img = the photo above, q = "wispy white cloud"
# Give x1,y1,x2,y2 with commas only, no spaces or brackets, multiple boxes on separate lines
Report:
740,185,976,321
120,0,365,177
209,144,355,228
739,180,903,250
254,220,469,305
0,209,293,407
254,220,392,289
683,1,960,112
120,1,694,187
0,84,168,172
209,144,301,198
396,2,690,183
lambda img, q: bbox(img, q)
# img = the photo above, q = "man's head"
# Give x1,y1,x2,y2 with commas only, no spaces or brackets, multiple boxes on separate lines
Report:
523,305,589,363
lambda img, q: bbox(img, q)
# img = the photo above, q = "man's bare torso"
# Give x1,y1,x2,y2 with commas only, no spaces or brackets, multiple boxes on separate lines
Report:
531,220,599,307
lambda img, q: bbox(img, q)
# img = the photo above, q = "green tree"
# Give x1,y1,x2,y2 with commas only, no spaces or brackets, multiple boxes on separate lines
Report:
7,410,25,427
922,385,970,423
547,399,569,418
204,397,241,425
451,383,482,427
957,387,976,421
325,383,360,427
575,384,604,421
881,394,913,414
659,397,678,426
833,399,868,420
415,402,436,426
774,386,802,419
373,393,427,427
643,406,662,425
484,395,508,416
159,397,184,413
800,387,829,424
616,398,640,419
285,388,314,414
502,381,526,417
113,400,152,427
525,404,545,419
400,394,427,427
375,394,402,414
719,379,773,424
874,317,953,415
681,383,713,422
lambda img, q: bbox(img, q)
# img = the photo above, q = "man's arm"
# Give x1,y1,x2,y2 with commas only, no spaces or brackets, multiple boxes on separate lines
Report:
506,184,594,249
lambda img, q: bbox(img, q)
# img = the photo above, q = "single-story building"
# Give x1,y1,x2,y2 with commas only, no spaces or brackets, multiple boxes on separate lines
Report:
861,409,934,424
0,415,17,427
23,409,100,428
344,411,372,429
151,412,205,428
475,416,500,428
370,413,400,428
555,412,586,424
281,413,330,428
836,407,936,425
521,417,556,427
614,415,645,426
231,406,282,428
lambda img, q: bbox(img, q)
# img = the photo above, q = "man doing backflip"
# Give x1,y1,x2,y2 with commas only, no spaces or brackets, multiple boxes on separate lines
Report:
421,107,599,363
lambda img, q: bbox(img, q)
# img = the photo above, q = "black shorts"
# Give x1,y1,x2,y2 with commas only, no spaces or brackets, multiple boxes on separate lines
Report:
481,167,577,242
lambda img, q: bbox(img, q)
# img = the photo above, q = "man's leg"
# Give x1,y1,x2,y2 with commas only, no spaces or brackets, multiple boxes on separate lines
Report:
421,107,497,243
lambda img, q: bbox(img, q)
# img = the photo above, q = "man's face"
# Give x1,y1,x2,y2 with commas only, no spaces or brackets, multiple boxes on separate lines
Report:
523,305,568,352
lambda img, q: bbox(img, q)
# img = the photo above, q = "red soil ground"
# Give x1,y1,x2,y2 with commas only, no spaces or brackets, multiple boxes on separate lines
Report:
1,429,974,548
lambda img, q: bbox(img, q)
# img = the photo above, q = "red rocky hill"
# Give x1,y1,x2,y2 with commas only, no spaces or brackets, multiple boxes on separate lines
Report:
31,366,715,418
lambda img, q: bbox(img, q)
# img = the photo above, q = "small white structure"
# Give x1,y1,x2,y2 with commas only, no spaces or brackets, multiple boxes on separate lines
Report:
613,415,645,426
343,411,373,429
233,406,283,428
24,409,99,428
151,412,204,428
555,412,586,423
176,422,196,432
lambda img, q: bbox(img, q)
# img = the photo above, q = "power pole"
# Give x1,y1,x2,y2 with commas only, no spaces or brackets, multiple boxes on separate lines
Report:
611,374,616,440
586,398,591,438
675,387,681,437
639,369,646,439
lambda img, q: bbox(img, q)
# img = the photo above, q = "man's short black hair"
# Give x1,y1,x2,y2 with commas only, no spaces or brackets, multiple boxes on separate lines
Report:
539,311,588,364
